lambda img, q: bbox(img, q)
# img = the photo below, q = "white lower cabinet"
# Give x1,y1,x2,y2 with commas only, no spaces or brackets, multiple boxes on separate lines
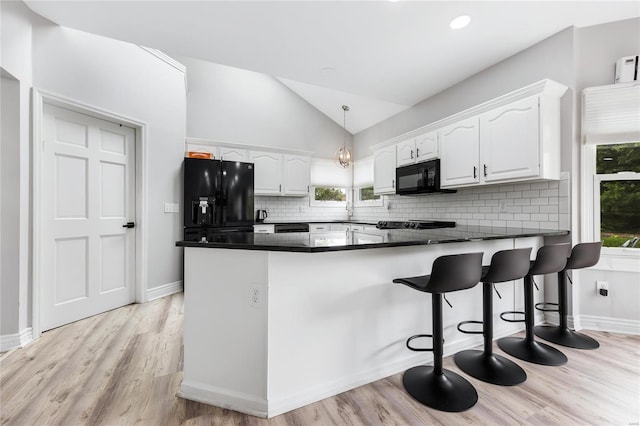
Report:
253,224,275,234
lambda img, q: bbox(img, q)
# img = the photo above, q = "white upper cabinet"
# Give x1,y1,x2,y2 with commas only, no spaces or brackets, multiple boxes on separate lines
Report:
480,96,540,183
219,147,248,162
373,145,397,195
415,131,439,162
439,80,565,188
283,155,310,195
396,139,416,167
396,130,439,167
440,117,480,188
250,151,283,195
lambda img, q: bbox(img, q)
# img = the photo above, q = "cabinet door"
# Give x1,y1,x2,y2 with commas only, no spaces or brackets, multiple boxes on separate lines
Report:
415,131,438,162
480,96,540,183
396,139,415,166
219,147,248,162
249,151,282,195
283,155,310,196
440,117,480,188
309,223,330,233
373,146,397,195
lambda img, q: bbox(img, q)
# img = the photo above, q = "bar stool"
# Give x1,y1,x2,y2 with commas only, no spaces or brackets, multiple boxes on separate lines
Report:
454,248,532,386
534,242,602,349
393,252,483,412
497,243,571,366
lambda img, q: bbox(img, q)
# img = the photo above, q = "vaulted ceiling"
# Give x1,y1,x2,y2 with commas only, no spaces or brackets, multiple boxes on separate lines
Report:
25,1,640,133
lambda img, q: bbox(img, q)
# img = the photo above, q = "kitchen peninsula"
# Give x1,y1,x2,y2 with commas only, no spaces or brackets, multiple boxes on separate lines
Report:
176,225,568,418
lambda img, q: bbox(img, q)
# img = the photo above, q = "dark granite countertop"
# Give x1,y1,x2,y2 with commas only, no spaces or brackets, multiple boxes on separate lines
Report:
254,220,377,226
176,225,569,253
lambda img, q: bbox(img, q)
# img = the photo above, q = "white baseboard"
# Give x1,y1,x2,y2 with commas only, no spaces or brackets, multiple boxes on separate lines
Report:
178,381,268,418
179,320,526,419
578,315,640,335
544,312,639,335
1,327,33,353
146,280,183,302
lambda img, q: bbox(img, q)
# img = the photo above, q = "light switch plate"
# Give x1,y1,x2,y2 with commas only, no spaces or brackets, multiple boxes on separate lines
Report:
164,202,180,213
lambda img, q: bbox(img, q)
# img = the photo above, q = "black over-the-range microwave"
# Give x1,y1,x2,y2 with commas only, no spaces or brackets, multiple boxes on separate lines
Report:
395,159,456,195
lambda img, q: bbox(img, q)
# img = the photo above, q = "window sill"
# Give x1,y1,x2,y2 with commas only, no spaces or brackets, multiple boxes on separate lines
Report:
593,250,640,273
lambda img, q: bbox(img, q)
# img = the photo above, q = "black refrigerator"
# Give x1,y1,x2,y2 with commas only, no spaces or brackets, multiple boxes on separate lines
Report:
183,158,254,241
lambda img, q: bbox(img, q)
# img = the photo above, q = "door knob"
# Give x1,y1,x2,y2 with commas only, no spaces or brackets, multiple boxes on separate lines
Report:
122,222,135,228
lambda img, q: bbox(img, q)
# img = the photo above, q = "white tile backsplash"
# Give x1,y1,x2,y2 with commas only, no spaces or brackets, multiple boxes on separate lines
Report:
255,177,570,230
352,178,570,230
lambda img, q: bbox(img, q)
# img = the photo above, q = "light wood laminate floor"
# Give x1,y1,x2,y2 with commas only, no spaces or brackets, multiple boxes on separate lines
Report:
1,293,639,425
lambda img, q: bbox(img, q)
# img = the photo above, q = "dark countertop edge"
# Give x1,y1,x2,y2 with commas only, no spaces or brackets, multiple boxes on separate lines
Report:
176,229,569,253
255,220,378,226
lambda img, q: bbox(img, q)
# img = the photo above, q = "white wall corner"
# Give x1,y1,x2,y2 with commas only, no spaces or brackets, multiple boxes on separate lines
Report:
0,327,33,353
146,280,183,302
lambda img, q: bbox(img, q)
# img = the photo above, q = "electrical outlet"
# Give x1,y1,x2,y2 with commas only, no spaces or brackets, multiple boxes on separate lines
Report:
499,199,508,213
596,281,609,297
249,286,262,308
164,202,180,213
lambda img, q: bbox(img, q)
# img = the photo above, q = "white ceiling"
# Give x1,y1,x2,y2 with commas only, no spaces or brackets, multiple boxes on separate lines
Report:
24,1,640,134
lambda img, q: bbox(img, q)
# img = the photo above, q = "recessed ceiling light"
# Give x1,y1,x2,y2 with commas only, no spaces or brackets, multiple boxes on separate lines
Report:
450,15,471,30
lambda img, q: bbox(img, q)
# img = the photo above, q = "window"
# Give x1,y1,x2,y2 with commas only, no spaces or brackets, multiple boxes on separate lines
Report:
594,142,640,249
354,186,383,207
310,186,348,206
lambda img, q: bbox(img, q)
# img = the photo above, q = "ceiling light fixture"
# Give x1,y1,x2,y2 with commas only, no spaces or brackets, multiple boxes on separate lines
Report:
334,105,352,168
450,15,471,30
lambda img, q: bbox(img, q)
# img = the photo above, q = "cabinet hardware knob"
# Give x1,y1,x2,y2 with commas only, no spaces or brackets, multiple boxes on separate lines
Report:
122,222,135,229
473,166,477,179
392,179,395,188
279,184,282,192
416,148,419,157
411,150,414,159
483,164,488,177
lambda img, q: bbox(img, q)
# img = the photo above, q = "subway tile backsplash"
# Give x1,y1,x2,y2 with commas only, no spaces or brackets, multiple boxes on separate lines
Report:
255,175,570,230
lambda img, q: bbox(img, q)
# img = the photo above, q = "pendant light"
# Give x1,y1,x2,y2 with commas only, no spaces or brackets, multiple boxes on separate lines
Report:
334,105,352,168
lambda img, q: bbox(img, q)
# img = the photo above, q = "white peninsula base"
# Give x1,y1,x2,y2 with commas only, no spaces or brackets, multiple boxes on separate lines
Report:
178,237,543,418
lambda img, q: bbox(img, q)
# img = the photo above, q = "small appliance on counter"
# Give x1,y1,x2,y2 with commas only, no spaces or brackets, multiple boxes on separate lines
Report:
256,209,268,223
183,158,254,241
376,220,456,230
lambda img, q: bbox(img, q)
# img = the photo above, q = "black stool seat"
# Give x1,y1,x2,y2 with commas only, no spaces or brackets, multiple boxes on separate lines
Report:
454,248,531,386
534,242,602,350
393,252,483,412
497,244,571,366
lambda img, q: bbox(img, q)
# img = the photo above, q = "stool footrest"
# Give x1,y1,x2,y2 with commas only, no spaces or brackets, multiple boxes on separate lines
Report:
534,302,559,312
500,311,525,323
406,334,435,352
457,320,483,335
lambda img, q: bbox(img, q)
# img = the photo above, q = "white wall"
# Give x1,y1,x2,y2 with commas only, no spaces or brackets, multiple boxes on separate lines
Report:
31,23,187,293
573,18,640,326
1,75,21,335
0,0,36,343
1,1,187,347
179,56,351,159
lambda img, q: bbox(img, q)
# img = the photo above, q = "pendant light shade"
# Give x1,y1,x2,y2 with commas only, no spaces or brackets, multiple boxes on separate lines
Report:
334,105,352,168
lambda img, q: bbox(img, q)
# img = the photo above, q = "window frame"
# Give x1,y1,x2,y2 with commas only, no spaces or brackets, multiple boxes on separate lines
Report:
581,143,640,271
353,186,384,207
309,185,349,207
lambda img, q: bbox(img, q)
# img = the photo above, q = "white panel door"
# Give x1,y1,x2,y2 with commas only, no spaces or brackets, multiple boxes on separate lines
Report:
41,104,135,331
283,155,310,195
480,96,540,183
439,117,480,188
249,151,282,195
